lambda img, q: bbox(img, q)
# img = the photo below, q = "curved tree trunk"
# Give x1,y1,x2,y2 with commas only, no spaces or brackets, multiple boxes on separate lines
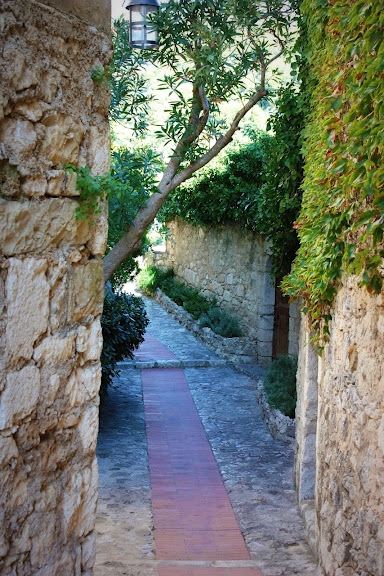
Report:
103,86,268,283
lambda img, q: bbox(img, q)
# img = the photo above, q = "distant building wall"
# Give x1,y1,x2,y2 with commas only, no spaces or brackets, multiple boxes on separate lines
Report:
0,0,110,573
157,218,299,366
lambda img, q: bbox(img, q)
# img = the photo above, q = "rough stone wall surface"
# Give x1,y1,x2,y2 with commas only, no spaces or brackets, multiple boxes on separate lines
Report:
295,314,319,504
288,299,301,358
297,276,384,576
0,1,110,574
294,314,319,558
161,219,275,366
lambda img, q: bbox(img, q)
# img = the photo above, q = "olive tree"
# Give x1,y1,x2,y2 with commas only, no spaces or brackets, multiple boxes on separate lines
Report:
103,0,296,283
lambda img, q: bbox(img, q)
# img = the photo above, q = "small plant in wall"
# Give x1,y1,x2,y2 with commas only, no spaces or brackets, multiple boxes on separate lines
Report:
65,164,110,223
91,65,108,86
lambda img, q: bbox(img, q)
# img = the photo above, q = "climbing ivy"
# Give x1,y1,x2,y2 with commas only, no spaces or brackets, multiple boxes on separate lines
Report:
282,0,384,346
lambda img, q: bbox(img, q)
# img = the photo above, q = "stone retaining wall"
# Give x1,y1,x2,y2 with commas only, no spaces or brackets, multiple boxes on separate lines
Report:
154,289,257,363
296,275,384,575
0,1,110,574
155,219,282,367
154,290,295,445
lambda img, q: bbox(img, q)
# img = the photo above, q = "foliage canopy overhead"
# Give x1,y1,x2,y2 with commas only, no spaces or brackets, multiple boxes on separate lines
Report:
100,0,297,282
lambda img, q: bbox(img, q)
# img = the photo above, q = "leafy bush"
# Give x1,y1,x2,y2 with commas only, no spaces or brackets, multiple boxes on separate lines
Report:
136,265,175,294
101,291,149,393
282,0,384,347
199,307,242,338
263,355,297,418
159,83,305,279
138,265,242,337
161,277,213,319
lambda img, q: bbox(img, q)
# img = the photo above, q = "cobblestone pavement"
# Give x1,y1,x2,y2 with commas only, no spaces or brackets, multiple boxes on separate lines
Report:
95,296,319,576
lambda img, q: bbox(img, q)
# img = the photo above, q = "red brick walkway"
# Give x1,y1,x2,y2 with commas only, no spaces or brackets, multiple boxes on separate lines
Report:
140,333,263,575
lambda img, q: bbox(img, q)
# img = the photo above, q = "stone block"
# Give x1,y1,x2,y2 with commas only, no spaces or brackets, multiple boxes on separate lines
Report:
21,175,48,198
256,327,274,343
14,101,47,122
256,314,274,332
45,374,61,407
78,458,99,537
9,53,38,91
0,366,40,429
76,320,102,361
30,516,56,568
0,198,90,256
0,434,18,466
40,112,84,166
81,533,96,571
38,70,60,104
69,260,104,322
46,170,79,197
377,414,384,455
0,117,37,164
33,333,76,365
78,405,100,454
66,365,101,407
86,125,110,175
5,258,49,363
257,339,273,359
86,201,108,256
62,470,83,526
10,522,31,555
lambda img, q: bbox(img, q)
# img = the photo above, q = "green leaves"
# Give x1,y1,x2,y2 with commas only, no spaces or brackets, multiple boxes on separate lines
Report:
66,165,111,224
160,82,305,279
282,0,384,347
147,0,295,159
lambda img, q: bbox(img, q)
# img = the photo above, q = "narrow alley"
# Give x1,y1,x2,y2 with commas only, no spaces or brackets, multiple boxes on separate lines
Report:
95,296,318,576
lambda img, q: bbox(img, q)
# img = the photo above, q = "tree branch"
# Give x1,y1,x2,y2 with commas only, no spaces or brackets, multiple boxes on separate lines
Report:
169,86,267,190
103,83,267,283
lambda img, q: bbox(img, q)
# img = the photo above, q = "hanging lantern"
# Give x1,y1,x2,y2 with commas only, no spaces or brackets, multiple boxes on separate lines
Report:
126,0,160,50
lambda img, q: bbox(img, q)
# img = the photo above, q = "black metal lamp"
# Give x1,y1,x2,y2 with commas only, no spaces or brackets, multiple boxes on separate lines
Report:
126,0,160,50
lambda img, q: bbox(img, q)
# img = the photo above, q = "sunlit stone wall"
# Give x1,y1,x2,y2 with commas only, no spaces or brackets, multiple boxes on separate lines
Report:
158,218,300,366
296,275,384,575
0,0,110,573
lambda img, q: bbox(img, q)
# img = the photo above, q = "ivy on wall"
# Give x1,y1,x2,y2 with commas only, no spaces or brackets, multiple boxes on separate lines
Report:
282,0,384,345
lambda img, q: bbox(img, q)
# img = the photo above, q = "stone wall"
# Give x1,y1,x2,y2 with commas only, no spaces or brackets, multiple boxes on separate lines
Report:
296,275,384,575
158,218,299,366
0,1,110,574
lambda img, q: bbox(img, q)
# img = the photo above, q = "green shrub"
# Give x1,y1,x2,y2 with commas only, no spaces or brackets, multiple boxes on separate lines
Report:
199,307,242,338
161,277,213,319
263,355,297,418
159,83,305,280
138,265,242,337
101,291,149,394
136,265,174,294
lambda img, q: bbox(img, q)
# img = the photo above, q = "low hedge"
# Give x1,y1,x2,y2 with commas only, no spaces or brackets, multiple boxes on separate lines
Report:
137,265,242,338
